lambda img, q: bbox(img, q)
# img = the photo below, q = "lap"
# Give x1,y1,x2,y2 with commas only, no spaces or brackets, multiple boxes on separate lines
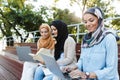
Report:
21,62,38,80
43,75,53,80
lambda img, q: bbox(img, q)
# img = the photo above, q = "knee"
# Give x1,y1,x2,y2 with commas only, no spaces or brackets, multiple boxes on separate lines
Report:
43,75,53,80
34,66,44,76
34,66,45,80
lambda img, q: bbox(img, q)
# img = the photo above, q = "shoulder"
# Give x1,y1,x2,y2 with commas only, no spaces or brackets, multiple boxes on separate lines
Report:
66,36,75,42
103,29,118,41
64,36,76,49
37,37,41,42
103,33,117,45
64,36,76,46
104,33,116,40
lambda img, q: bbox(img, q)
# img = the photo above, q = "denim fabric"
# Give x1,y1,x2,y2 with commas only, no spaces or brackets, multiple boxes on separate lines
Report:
77,34,119,80
34,66,45,80
43,74,53,80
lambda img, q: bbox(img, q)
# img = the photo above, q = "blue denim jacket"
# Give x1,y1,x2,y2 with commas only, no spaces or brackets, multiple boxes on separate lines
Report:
77,34,119,80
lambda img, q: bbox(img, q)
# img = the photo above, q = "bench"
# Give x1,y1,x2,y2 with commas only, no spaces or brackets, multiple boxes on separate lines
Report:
0,43,37,80
1,43,120,80
4,43,37,55
0,53,23,80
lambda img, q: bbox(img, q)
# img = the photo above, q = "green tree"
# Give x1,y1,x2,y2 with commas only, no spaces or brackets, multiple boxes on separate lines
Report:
58,0,120,42
52,7,81,24
69,0,120,28
0,0,27,45
0,0,47,45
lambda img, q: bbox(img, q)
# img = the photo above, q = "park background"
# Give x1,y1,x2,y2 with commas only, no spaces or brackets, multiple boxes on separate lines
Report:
0,0,120,49
0,1,120,80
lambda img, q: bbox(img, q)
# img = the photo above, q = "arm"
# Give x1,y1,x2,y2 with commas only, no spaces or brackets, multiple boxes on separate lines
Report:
37,39,40,51
94,34,118,79
57,37,76,66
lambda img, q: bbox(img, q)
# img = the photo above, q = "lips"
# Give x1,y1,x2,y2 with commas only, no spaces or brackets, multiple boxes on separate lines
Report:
86,26,94,32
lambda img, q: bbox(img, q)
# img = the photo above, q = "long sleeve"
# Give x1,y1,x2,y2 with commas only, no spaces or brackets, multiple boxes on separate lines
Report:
94,34,119,80
57,36,77,66
76,34,119,80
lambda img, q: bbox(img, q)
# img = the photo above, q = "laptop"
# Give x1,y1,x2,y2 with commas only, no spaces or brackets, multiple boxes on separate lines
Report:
16,46,38,62
40,53,72,80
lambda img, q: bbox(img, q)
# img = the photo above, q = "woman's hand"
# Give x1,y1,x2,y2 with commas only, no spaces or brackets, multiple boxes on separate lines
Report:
62,65,77,73
69,69,87,79
62,66,72,73
38,60,45,65
89,72,97,79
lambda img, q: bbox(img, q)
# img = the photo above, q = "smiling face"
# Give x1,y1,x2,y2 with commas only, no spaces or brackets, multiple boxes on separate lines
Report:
83,13,99,33
51,25,58,37
40,28,49,39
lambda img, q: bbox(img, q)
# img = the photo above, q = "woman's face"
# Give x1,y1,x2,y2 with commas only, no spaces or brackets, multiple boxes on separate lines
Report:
83,13,98,32
40,28,49,39
51,25,58,37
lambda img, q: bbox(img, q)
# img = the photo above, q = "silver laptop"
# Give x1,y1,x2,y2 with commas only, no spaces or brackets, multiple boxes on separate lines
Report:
40,53,72,80
16,46,38,62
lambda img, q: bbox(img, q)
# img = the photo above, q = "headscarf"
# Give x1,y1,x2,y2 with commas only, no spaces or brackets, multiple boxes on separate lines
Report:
37,23,55,51
50,20,68,60
82,7,119,48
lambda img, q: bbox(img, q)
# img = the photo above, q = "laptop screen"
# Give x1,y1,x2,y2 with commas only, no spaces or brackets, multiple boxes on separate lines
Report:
16,46,37,62
40,53,66,80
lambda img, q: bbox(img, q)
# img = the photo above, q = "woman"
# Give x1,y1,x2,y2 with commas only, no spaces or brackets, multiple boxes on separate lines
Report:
34,23,56,80
51,20,77,65
21,23,55,80
43,20,77,80
63,7,119,80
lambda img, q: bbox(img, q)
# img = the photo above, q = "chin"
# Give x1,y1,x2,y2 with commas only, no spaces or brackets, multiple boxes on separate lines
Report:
88,30,94,33
52,35,57,38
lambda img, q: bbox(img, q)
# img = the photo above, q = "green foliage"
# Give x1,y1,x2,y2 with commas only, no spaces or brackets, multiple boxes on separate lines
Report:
65,0,120,42
81,0,114,19
0,0,120,44
52,7,81,24
15,7,45,32
67,24,85,43
111,15,120,30
0,0,47,43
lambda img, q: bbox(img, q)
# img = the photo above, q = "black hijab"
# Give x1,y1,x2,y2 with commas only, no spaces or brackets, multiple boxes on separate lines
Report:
50,20,68,60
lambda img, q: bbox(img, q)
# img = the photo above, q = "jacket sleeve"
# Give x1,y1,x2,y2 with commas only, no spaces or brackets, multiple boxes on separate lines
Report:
94,34,118,79
57,37,76,66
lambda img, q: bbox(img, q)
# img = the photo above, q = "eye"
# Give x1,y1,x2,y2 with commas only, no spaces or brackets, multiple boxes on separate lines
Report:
89,18,94,22
44,31,48,33
52,29,57,31
40,31,43,33
83,20,87,24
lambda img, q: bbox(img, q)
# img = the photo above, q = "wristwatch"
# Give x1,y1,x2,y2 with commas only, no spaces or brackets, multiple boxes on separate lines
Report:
85,72,90,79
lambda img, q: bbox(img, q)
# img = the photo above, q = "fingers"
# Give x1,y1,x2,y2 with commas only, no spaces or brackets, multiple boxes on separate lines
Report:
69,69,87,79
62,66,72,73
80,72,87,79
69,69,80,78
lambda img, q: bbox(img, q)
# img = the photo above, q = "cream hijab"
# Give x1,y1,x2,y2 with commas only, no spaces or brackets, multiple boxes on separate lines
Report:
82,7,119,48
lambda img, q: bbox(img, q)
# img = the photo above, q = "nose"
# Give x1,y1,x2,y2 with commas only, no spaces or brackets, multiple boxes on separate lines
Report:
85,22,91,27
86,22,90,26
52,30,55,34
52,33,54,35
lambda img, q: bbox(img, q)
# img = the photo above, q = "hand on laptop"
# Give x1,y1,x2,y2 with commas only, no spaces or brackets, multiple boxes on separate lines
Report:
62,65,77,73
69,69,87,79
62,66,72,73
